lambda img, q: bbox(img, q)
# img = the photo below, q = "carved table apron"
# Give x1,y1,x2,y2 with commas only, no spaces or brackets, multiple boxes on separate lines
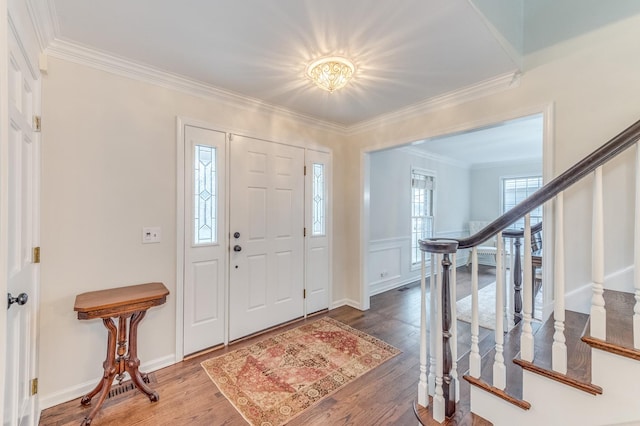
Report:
73,282,169,425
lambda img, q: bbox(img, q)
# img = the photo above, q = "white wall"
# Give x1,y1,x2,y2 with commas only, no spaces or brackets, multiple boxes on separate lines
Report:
39,57,344,406
469,159,542,222
368,148,470,294
345,13,640,308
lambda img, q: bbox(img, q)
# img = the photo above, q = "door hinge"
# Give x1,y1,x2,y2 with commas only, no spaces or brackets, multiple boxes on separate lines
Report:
31,378,38,395
33,115,41,132
33,247,41,264
304,227,307,237
303,289,306,299
229,133,234,142
304,165,307,176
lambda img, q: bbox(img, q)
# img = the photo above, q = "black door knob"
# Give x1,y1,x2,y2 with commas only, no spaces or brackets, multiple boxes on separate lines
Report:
7,292,28,309
233,232,240,239
233,245,242,252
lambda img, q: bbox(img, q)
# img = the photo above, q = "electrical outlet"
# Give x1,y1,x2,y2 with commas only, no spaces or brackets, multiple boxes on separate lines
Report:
142,227,161,244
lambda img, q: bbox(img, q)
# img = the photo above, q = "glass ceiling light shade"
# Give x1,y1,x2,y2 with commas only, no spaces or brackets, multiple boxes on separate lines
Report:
306,56,355,93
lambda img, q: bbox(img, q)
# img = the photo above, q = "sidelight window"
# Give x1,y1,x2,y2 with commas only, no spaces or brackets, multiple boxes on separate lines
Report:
194,145,217,245
311,163,326,236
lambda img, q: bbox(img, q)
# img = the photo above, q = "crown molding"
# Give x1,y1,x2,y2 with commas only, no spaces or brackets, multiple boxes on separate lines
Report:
399,146,470,169
346,71,521,135
25,0,59,50
44,38,347,134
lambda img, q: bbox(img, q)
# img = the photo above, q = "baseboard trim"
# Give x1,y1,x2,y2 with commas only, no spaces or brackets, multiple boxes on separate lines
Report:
331,298,362,311
38,354,176,410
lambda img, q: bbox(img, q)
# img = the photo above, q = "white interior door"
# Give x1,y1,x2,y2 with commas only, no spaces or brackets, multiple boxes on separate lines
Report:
4,25,40,426
229,135,304,341
183,126,226,355
305,150,331,314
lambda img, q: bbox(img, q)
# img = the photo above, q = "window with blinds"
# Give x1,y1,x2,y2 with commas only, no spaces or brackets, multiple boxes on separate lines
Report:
502,176,543,230
411,170,435,266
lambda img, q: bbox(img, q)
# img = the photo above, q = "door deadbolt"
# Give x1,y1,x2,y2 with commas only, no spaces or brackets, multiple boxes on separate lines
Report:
233,232,240,239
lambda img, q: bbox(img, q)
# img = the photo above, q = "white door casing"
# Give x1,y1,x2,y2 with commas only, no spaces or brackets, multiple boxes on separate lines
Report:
183,125,226,355
229,135,304,341
305,150,331,314
4,21,41,426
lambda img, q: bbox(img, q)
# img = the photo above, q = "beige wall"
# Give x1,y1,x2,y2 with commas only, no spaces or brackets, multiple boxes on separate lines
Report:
39,57,345,403
40,12,640,406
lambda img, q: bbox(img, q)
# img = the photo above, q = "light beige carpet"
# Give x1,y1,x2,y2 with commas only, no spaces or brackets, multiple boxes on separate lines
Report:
456,283,497,330
201,317,400,426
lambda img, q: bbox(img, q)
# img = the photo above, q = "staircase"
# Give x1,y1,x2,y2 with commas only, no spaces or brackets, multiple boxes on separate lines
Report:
415,119,640,425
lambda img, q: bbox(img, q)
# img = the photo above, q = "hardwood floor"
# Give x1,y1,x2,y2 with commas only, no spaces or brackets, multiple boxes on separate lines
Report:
39,266,496,426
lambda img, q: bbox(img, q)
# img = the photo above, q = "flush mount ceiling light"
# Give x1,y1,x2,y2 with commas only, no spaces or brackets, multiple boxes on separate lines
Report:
306,56,355,93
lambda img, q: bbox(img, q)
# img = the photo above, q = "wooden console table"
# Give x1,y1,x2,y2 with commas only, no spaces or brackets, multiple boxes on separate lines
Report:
74,282,169,425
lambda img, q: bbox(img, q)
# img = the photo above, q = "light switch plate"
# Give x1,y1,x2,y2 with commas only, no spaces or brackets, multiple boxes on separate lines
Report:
142,227,161,244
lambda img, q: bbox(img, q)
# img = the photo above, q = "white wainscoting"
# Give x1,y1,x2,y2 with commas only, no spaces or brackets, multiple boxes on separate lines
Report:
368,231,467,296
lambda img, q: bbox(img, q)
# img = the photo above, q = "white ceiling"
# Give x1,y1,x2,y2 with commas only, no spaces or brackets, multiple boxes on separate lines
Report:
48,0,519,127
408,113,543,167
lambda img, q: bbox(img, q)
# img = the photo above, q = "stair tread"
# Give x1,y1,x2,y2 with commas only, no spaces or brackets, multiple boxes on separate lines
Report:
525,310,593,385
582,290,640,360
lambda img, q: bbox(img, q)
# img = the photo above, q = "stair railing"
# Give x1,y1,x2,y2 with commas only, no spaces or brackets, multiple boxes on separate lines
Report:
416,118,640,422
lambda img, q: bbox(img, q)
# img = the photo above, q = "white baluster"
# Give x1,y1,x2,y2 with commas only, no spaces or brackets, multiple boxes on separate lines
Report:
520,214,535,361
591,166,606,339
428,253,436,396
450,253,459,402
553,193,568,373
433,254,445,423
418,250,428,407
493,232,506,390
506,237,515,330
634,143,640,349
469,246,481,377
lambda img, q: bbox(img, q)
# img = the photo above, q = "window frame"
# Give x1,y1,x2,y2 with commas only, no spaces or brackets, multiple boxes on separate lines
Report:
500,174,543,230
410,168,436,269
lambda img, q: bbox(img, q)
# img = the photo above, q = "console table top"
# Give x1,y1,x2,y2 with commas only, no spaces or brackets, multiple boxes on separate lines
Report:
74,282,169,319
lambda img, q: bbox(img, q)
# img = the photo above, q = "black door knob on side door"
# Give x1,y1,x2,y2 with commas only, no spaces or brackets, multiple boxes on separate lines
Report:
233,245,242,252
7,292,28,309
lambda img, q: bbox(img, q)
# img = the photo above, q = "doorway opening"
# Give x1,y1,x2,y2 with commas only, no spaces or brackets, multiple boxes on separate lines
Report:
361,107,553,324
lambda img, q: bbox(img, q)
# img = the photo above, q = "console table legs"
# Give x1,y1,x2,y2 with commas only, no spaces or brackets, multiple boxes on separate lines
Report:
80,312,159,425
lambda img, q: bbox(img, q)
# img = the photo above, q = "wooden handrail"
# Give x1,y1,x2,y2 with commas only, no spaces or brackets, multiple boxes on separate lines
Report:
502,221,543,239
450,119,640,250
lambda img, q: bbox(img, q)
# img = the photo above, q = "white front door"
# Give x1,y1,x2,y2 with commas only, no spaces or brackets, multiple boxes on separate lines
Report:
183,126,226,355
4,25,40,426
305,150,331,314
229,135,304,341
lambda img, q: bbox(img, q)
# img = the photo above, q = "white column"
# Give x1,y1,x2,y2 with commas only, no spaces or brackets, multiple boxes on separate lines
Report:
433,254,445,423
493,232,506,390
506,237,515,330
469,246,481,377
450,253,459,402
418,250,429,407
634,143,640,349
591,166,607,339
520,214,534,362
552,193,568,373
428,253,436,396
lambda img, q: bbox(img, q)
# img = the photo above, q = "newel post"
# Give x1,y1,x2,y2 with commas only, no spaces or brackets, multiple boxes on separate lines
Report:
419,238,459,422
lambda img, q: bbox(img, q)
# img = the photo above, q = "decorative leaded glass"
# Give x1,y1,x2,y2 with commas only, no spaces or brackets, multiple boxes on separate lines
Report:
312,163,325,236
194,145,216,245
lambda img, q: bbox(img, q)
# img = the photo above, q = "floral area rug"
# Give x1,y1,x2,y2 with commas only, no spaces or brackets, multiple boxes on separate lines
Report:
201,317,400,426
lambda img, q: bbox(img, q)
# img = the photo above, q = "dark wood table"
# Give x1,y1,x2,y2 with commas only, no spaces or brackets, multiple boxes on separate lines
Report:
74,282,169,425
